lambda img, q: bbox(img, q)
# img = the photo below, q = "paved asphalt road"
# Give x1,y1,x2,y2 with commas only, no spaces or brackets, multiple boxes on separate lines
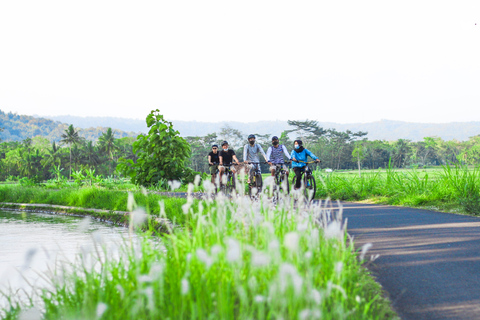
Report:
333,202,480,320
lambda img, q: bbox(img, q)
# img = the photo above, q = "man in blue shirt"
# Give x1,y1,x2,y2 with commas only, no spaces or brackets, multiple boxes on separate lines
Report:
291,140,320,190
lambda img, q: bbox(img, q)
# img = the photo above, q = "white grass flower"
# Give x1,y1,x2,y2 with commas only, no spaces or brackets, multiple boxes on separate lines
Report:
141,186,148,197
254,295,266,303
96,303,108,318
296,220,309,232
283,232,300,252
168,180,181,191
210,244,222,257
278,263,303,294
356,295,361,303
194,175,201,187
251,251,270,268
181,278,189,295
116,285,125,299
130,208,147,227
19,307,42,320
127,192,135,211
248,276,258,290
360,243,373,262
226,238,242,263
137,275,153,283
310,289,322,305
324,221,344,241
196,248,213,268
299,309,321,320
335,262,343,274
304,251,312,260
77,216,91,232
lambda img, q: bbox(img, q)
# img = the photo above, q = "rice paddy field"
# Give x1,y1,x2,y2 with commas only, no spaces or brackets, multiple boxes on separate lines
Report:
0,178,398,320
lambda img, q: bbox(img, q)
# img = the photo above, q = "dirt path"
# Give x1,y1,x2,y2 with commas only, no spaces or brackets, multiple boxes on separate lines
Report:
334,202,480,320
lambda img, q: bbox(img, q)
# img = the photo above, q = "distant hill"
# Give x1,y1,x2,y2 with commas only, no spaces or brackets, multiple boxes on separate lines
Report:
0,110,139,142
3,111,480,142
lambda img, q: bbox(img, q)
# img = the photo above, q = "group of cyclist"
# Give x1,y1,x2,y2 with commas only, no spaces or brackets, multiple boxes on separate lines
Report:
207,134,320,190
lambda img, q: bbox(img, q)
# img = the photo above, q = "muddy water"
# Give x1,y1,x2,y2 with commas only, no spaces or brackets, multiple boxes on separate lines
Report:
0,210,131,302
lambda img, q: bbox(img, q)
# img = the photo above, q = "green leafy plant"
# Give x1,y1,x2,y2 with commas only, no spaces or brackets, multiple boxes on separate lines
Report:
117,109,192,187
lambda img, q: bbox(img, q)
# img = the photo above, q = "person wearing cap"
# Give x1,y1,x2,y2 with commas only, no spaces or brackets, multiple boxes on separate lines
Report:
291,140,320,190
219,141,240,182
208,144,220,184
266,136,292,178
243,134,268,183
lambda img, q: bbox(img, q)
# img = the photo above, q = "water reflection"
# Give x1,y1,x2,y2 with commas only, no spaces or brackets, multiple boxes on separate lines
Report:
0,210,130,304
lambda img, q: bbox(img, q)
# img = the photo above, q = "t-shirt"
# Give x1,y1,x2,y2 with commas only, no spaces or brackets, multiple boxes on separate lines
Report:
219,149,236,165
208,151,220,165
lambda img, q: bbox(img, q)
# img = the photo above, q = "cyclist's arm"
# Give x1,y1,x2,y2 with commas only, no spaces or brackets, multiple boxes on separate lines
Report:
258,144,268,162
305,149,319,161
233,155,240,164
219,155,223,165
243,144,248,163
266,146,272,161
282,145,291,160
208,155,213,165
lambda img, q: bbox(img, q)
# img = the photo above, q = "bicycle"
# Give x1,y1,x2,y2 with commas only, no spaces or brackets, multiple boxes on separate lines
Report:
219,163,237,194
245,161,265,198
270,161,290,194
291,160,319,200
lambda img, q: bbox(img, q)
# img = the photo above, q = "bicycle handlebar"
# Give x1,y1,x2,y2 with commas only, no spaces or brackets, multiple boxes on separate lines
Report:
295,160,321,164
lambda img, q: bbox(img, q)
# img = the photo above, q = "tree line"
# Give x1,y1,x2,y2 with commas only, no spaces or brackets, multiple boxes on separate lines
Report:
186,120,480,173
2,115,480,184
0,125,136,182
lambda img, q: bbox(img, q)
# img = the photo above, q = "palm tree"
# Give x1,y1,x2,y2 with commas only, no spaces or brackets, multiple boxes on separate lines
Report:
82,140,101,169
98,128,119,175
60,125,83,179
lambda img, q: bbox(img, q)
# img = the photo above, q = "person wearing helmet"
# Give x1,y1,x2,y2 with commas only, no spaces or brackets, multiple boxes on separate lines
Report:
208,144,220,184
291,140,320,190
219,141,240,182
266,136,292,177
243,134,268,183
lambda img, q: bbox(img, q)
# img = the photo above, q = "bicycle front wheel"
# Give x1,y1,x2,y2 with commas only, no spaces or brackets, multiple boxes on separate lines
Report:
304,174,316,200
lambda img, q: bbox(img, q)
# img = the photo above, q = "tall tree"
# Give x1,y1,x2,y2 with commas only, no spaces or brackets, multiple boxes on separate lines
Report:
60,124,83,179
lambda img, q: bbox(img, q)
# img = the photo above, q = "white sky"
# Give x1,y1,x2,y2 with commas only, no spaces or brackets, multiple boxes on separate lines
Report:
0,1,479,123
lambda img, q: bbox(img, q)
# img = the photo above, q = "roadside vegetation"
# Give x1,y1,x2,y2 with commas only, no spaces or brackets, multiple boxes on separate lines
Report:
312,164,480,215
1,184,397,320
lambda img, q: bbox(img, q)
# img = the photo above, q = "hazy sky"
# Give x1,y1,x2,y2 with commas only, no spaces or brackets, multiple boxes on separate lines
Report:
0,1,479,123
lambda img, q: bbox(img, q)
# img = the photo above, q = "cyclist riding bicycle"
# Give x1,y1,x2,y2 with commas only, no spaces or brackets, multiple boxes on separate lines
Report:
208,144,220,184
291,140,320,190
266,136,291,178
219,141,240,182
243,134,268,183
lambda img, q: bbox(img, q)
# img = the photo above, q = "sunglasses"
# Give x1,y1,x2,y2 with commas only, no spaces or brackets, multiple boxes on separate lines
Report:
212,148,218,150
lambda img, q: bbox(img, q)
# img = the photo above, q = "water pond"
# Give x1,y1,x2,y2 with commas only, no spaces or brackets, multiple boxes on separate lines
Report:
0,209,131,303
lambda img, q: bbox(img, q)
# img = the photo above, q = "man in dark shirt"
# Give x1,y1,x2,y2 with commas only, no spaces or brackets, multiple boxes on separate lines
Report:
219,140,240,183
208,145,220,184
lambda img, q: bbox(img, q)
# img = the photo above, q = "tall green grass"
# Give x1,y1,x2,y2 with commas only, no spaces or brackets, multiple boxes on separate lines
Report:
0,185,189,224
315,165,480,214
1,180,396,319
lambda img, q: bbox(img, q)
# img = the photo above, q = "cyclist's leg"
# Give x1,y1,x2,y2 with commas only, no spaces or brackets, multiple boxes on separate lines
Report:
210,165,217,184
293,167,303,189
